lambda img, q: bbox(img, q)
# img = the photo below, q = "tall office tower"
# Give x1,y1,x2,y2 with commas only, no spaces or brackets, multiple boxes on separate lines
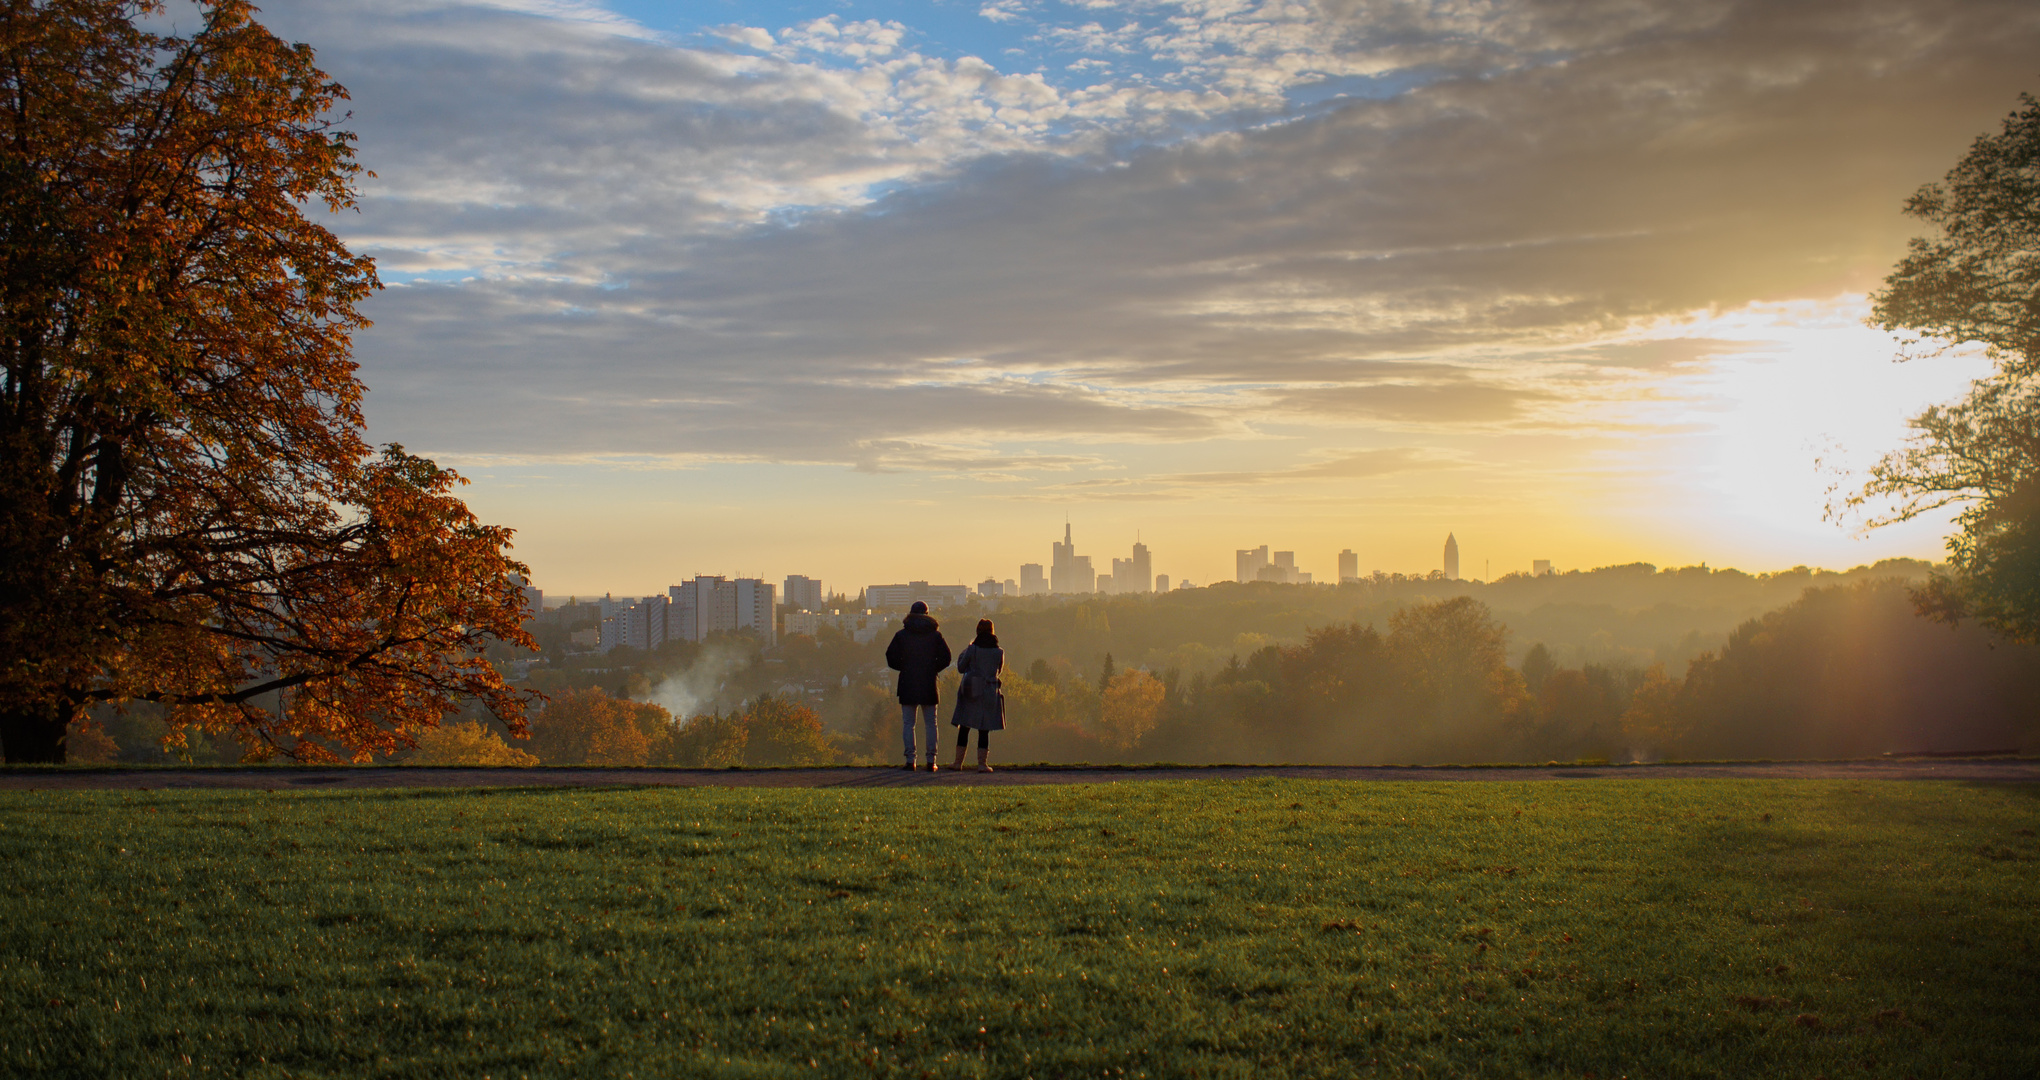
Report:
1533,559,1552,577
1130,541,1152,593
1110,557,1134,594
1019,564,1045,595
1096,573,1116,594
1236,545,1269,583
782,575,824,612
977,578,1004,598
1070,555,1096,594
1338,549,1359,583
1051,522,1077,593
1273,551,1296,578
1155,573,1171,592
1443,533,1460,580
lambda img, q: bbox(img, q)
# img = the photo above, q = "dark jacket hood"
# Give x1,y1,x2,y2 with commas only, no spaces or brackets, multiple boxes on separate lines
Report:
903,612,939,633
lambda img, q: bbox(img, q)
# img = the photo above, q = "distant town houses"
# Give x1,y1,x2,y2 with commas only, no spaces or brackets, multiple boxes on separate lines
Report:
782,610,892,645
865,581,972,610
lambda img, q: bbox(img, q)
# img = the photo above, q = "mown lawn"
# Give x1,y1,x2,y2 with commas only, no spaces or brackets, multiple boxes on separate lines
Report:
0,779,2035,1079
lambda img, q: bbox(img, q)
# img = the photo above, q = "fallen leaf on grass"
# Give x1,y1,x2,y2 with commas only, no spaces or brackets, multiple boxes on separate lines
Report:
1795,1013,1824,1029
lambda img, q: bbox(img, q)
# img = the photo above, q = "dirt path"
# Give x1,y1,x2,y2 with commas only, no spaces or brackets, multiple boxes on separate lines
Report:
1,758,2035,790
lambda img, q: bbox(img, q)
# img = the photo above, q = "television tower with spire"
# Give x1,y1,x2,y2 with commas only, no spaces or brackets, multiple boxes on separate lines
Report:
1443,533,1460,581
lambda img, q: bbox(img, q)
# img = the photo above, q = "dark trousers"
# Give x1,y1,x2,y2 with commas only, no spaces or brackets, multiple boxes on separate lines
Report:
955,725,989,749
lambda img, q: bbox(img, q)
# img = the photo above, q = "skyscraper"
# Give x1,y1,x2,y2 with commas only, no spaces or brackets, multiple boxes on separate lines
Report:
1019,563,1045,595
1443,533,1460,580
1051,522,1074,593
1050,522,1095,594
1236,545,1269,583
1129,540,1152,594
1338,549,1359,583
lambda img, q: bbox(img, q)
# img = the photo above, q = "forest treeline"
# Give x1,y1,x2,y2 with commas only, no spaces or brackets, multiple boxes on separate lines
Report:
80,573,2039,766
982,578,2038,764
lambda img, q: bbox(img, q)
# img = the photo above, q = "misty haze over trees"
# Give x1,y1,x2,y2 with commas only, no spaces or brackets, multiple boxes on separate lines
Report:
82,560,2040,767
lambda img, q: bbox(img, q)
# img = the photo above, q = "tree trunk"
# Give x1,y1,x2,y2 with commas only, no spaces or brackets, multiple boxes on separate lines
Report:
0,698,74,763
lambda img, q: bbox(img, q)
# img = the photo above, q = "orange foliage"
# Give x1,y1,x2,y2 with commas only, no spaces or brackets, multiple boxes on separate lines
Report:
528,688,669,766
63,719,119,764
0,2,534,762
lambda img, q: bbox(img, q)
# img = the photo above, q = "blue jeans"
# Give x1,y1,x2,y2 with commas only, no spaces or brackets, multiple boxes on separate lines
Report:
900,704,937,761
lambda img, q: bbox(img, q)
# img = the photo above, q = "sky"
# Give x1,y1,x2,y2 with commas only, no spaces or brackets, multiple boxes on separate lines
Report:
223,0,2039,597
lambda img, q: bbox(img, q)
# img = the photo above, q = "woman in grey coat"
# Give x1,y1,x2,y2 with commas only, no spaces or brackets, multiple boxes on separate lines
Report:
948,618,1005,773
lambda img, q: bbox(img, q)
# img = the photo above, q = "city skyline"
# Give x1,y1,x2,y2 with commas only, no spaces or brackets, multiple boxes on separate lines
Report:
531,526,1751,605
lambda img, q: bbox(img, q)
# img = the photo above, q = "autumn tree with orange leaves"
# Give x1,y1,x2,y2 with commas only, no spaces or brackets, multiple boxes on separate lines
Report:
0,1,534,762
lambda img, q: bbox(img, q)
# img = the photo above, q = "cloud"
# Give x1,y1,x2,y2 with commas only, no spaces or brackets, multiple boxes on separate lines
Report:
243,0,2040,478
1268,381,1554,424
1157,448,1458,486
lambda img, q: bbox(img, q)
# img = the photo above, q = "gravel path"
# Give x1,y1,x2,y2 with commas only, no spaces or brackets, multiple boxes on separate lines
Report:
1,758,2034,790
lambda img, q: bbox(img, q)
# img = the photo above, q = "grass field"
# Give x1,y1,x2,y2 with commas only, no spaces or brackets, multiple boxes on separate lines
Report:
1,779,2036,1079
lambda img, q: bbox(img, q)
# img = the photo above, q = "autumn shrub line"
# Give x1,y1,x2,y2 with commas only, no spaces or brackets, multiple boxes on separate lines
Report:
2,781,2037,1078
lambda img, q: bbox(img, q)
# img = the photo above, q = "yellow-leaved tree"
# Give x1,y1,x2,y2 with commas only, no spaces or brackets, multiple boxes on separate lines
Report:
407,721,539,767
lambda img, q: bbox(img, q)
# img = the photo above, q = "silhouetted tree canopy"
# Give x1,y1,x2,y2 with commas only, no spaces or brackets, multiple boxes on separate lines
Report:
1862,91,2040,642
0,1,534,762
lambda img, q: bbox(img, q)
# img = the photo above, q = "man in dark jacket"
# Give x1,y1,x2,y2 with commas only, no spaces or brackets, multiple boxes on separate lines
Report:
884,601,952,770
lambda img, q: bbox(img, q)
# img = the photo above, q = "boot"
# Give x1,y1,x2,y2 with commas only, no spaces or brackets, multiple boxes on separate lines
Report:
902,757,917,771
977,747,993,773
950,739,968,771
926,758,940,773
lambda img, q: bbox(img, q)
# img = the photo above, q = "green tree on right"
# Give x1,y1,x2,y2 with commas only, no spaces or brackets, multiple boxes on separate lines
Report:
1855,91,2040,642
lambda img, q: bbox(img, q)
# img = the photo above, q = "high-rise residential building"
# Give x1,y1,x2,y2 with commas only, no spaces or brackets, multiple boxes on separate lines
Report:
782,575,824,612
1155,574,1171,592
1019,563,1046,595
977,578,1005,598
1236,545,1269,583
1109,557,1133,594
1129,541,1152,594
1443,533,1460,580
1070,555,1095,594
1338,549,1359,583
1096,573,1115,594
1533,559,1552,577
597,594,669,652
670,576,777,646
1004,578,1018,596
